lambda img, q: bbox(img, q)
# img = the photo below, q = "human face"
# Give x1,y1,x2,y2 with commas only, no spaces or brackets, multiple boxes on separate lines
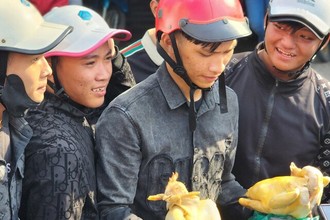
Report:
263,21,322,74
55,41,113,108
174,33,237,89
6,52,52,103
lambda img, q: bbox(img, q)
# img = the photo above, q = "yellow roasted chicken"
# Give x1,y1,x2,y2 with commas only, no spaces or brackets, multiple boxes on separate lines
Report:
148,172,221,220
239,162,330,218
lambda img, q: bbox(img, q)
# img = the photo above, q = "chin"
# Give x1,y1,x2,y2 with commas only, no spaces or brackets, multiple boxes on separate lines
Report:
31,95,44,104
86,100,104,109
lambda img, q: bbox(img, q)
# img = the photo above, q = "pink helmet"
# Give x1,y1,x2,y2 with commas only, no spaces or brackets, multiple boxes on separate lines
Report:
44,5,132,57
155,0,251,42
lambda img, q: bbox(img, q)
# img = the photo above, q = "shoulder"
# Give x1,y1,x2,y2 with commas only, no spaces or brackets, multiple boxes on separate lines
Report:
311,70,330,101
226,51,252,72
120,39,144,57
110,73,160,109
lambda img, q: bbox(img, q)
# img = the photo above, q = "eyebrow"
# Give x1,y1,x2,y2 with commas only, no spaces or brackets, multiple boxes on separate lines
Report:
81,49,113,60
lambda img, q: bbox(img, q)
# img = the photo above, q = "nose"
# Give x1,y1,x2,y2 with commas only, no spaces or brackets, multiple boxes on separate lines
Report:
41,56,52,77
281,32,296,48
95,62,112,81
209,57,226,74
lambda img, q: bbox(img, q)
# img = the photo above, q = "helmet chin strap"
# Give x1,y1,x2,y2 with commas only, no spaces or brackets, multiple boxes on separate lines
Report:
47,57,67,97
157,32,228,131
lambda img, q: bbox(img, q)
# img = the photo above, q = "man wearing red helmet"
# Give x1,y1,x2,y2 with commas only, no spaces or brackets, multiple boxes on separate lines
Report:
95,0,251,219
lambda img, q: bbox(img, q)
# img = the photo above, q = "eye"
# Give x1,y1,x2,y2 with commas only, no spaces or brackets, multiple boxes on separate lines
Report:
298,32,318,41
106,54,113,61
200,52,212,57
300,35,312,40
274,23,285,30
85,60,96,66
223,48,234,54
32,56,40,63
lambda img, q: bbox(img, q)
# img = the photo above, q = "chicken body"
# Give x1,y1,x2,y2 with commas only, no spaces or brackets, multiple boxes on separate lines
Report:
239,162,330,218
148,172,221,220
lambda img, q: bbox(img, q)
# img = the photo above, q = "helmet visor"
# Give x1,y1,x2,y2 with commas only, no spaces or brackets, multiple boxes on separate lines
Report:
9,22,73,54
179,18,251,42
269,6,329,39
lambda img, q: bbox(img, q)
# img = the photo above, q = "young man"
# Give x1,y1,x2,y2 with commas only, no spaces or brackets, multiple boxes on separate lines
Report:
18,5,134,219
0,1,72,219
224,0,330,218
95,0,251,219
120,0,162,83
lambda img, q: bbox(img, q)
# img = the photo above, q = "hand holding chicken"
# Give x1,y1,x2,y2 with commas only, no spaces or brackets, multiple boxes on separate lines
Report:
238,162,330,218
148,172,221,220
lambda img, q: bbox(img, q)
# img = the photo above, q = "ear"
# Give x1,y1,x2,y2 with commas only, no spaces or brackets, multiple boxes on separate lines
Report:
150,0,158,18
263,13,269,31
160,33,174,55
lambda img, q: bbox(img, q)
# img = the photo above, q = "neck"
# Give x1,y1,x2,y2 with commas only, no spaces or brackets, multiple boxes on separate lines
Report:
148,28,157,45
258,49,301,81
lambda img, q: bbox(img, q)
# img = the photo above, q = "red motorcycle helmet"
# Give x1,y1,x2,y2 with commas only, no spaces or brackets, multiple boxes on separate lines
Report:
155,0,251,42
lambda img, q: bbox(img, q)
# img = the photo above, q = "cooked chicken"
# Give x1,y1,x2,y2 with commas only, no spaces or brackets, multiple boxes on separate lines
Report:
239,162,330,218
148,172,221,220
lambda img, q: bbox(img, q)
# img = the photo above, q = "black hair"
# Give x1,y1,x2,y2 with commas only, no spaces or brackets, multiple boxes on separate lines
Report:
180,31,222,53
157,30,223,53
273,20,306,34
0,51,8,86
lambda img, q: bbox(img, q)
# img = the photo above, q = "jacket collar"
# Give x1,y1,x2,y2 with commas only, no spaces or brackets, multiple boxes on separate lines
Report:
157,63,219,113
252,44,311,93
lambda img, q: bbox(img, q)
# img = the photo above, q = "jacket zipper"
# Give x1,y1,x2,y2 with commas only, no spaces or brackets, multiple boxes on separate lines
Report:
252,79,278,184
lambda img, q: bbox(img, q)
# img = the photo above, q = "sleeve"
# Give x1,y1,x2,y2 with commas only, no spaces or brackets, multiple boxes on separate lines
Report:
105,46,136,103
311,74,330,203
95,105,142,219
313,130,330,203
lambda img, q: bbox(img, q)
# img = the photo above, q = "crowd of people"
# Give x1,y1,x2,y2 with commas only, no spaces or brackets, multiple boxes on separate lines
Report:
1,0,330,219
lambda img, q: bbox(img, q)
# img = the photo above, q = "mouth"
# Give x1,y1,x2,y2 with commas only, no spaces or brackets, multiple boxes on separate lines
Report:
203,75,219,83
92,86,107,96
276,48,295,58
37,82,47,92
92,87,106,92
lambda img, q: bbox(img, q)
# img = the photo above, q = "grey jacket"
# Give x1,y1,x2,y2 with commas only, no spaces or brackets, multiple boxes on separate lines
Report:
0,112,33,220
95,63,245,220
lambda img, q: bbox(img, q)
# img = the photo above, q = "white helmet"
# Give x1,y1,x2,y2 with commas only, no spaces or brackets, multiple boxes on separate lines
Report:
268,0,330,39
44,5,132,57
0,0,72,54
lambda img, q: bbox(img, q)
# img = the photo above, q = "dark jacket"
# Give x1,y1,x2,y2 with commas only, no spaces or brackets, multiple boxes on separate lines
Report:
0,112,33,220
20,92,98,219
225,47,330,202
19,50,135,219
